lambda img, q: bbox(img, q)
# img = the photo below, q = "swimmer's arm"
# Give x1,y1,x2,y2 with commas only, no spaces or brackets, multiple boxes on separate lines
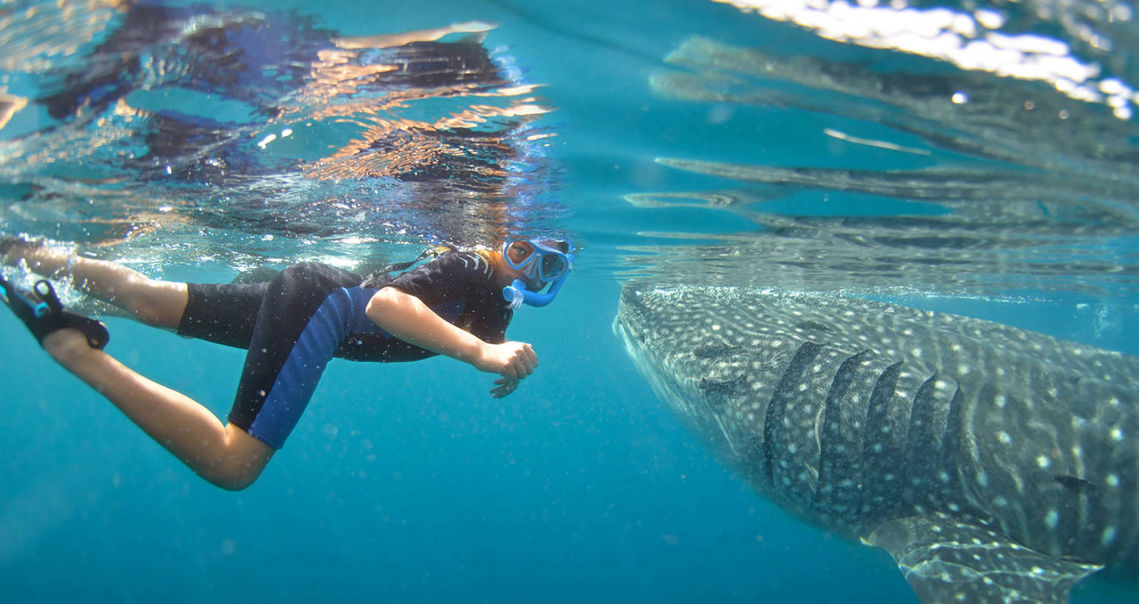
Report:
365,287,537,380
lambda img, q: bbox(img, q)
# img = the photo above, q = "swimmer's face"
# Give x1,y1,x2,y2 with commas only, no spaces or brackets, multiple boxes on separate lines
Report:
503,239,570,290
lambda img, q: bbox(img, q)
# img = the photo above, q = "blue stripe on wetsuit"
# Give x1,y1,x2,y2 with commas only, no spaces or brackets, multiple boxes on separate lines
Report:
246,286,464,448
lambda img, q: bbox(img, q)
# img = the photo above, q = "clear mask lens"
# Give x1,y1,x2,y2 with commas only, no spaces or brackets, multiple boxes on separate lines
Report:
539,253,568,281
505,240,536,269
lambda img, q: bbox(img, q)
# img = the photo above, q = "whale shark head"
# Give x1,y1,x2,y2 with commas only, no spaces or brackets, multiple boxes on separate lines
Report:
616,284,1139,603
615,286,797,492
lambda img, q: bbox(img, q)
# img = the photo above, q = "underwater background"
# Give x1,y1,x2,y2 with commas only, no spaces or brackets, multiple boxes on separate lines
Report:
2,0,1138,602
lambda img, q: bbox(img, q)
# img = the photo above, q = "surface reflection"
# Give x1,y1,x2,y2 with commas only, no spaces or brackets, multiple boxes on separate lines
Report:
713,0,1136,119
0,1,563,272
631,31,1139,298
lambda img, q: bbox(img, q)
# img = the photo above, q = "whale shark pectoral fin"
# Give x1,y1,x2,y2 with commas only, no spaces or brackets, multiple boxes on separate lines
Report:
863,514,1102,604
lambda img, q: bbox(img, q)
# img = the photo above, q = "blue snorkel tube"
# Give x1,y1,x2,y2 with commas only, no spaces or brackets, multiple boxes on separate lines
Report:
503,273,569,309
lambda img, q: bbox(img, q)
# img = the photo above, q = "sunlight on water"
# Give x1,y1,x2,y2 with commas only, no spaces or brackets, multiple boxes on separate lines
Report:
0,0,126,73
714,0,1136,118
634,28,1139,298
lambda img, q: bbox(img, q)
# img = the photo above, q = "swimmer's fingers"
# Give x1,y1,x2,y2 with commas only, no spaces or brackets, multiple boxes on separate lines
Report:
476,341,537,379
511,356,531,379
505,343,537,379
515,343,538,378
490,376,519,398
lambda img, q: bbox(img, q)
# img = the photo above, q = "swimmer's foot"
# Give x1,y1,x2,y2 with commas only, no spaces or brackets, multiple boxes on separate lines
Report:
0,275,109,350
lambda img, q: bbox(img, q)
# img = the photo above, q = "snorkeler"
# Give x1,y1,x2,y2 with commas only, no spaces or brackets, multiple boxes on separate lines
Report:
0,238,573,490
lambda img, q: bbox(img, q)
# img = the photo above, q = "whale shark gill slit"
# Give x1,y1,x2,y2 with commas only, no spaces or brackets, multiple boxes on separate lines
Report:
816,350,871,514
763,341,824,488
861,361,907,518
902,372,952,507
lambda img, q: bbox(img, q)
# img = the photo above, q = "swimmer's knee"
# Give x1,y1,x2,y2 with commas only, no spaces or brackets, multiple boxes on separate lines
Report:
206,470,259,491
122,278,188,328
201,424,274,491
200,455,268,491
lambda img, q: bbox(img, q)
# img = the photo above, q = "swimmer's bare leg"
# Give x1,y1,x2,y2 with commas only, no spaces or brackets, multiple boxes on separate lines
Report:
2,241,187,329
4,242,269,488
42,328,274,490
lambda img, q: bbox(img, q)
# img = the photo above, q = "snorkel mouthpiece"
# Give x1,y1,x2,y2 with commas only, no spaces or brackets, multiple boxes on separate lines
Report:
503,277,566,309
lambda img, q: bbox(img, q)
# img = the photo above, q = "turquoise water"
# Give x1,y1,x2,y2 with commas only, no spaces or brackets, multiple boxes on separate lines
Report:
2,0,1138,602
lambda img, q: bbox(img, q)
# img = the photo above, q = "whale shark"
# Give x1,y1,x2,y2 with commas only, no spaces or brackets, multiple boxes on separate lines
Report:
615,285,1139,603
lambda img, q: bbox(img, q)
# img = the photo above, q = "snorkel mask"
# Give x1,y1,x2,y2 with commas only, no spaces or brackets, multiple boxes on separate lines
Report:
501,239,574,309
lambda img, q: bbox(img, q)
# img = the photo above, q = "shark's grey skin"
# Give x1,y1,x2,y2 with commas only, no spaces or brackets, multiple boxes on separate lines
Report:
616,285,1139,603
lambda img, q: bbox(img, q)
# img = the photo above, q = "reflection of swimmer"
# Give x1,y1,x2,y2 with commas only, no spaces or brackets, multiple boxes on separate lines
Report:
38,1,328,122
17,1,548,246
36,1,517,182
37,0,505,128
0,238,573,490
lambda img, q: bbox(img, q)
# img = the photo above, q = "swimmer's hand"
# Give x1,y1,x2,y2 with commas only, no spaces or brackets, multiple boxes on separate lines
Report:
474,341,538,380
478,342,532,398
490,376,519,399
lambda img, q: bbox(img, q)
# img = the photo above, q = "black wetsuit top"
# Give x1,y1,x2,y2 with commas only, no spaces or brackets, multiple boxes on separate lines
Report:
176,251,511,448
